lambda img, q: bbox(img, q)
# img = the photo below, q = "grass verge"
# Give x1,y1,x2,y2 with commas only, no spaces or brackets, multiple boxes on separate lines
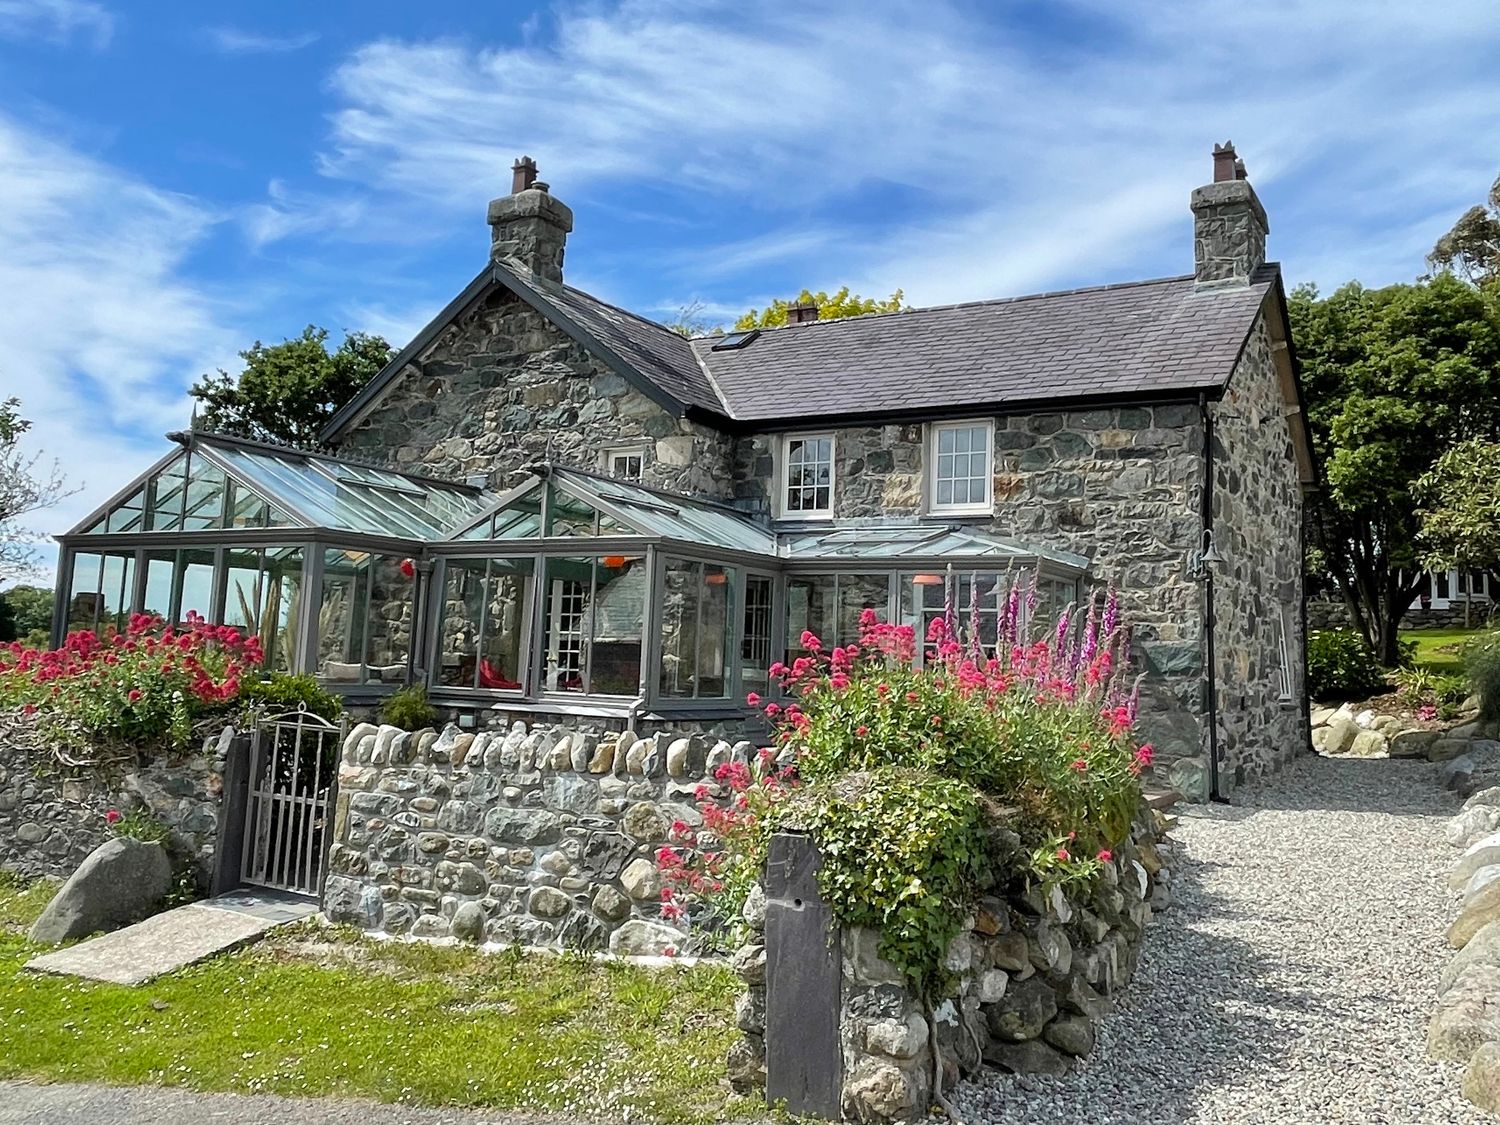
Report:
1400,628,1486,676
0,874,759,1123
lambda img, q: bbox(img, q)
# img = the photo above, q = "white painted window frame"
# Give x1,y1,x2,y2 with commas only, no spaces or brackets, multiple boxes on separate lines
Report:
777,433,836,520
926,419,995,516
1276,607,1295,703
600,445,648,481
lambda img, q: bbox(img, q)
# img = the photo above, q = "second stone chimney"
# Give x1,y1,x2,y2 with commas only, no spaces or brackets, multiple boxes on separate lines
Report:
785,300,819,325
488,156,574,283
1190,142,1268,289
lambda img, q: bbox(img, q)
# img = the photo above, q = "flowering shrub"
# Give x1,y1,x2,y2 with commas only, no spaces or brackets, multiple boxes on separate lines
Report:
659,577,1151,992
0,612,261,753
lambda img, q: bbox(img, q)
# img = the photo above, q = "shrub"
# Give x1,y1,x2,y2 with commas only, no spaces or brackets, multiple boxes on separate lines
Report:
380,684,438,730
1306,629,1386,700
1465,631,1500,721
217,674,343,724
660,580,1149,994
1394,666,1436,706
0,613,260,753
105,806,169,845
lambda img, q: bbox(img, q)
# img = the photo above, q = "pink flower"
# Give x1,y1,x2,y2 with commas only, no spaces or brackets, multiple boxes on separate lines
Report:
1056,847,1070,861
1096,849,1113,862
663,945,678,957
765,702,781,717
1134,744,1155,767
105,809,122,826
126,689,142,703
746,692,762,706
1071,758,1088,772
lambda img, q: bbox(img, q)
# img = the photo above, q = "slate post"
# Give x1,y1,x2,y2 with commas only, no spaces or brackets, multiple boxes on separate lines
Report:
764,831,842,1119
210,730,253,897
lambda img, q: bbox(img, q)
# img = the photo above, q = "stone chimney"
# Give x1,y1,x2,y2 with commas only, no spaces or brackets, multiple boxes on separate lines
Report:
487,156,574,283
1190,141,1268,289
785,300,819,325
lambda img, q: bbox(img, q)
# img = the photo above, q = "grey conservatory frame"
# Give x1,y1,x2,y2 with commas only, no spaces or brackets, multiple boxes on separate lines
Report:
52,433,1089,721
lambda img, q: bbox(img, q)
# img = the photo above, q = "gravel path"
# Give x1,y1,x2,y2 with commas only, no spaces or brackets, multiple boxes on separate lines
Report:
953,752,1489,1124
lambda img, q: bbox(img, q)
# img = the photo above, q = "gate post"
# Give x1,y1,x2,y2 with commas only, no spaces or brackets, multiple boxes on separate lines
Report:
211,729,253,897
764,831,842,1119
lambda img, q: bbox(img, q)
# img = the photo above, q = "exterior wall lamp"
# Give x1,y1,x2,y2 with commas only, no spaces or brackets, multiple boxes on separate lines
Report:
1189,529,1223,580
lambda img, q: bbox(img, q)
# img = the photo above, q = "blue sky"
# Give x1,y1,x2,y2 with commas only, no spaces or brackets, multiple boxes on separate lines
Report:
2,0,1498,573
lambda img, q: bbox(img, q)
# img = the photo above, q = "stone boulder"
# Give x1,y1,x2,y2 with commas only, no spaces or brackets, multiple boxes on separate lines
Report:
1166,757,1210,803
1450,807,1500,849
1316,718,1358,757
1442,920,1500,994
28,837,171,944
608,918,684,957
1466,1042,1500,1114
1431,738,1474,763
1429,965,1500,1061
1451,880,1500,949
1389,728,1441,759
1346,729,1388,759
1450,833,1500,891
1467,788,1500,811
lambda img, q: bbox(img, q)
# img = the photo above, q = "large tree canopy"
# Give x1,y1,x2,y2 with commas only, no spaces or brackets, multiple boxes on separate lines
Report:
0,583,52,644
190,326,393,446
734,287,906,330
1416,438,1500,622
1291,274,1500,661
1429,172,1500,288
0,398,73,582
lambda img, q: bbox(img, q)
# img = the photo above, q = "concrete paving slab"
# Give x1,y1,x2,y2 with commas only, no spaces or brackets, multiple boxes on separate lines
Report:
23,890,318,986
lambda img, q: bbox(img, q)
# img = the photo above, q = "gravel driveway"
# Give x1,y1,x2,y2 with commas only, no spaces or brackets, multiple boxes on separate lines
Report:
954,752,1489,1124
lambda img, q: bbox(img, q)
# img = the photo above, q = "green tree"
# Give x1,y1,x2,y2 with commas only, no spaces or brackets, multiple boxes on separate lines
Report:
1429,173,1500,287
734,287,906,330
1291,275,1500,663
1,583,53,641
0,397,74,582
190,327,393,445
1416,438,1500,627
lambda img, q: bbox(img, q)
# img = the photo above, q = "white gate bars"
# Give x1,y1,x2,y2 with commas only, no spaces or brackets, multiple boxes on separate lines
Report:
241,708,346,896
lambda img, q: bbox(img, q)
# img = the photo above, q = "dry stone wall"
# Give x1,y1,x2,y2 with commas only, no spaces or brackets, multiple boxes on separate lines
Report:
339,288,736,499
326,720,760,952
0,731,229,887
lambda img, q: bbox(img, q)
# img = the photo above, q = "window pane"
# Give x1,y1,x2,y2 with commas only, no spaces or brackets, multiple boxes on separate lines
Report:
659,558,701,699
438,559,489,688
697,564,734,698
66,552,104,631
175,549,216,625
742,576,774,697
785,575,835,660
364,556,414,683
259,548,304,673
837,575,889,647
591,555,647,695
182,461,228,530
542,557,592,693
223,550,263,632
97,552,136,634
480,559,534,691
226,479,269,529
105,488,146,533
141,551,175,621
319,549,369,683
148,458,187,530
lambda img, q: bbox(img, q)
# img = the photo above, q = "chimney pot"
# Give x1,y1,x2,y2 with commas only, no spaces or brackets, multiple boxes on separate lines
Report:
1212,141,1238,183
490,157,573,282
786,301,819,325
511,156,538,194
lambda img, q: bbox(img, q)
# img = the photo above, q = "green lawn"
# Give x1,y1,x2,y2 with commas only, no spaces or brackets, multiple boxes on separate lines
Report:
0,873,760,1123
1400,628,1486,676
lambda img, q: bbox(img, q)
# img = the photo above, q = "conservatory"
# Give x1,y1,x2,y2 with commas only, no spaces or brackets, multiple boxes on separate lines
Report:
53,431,1088,719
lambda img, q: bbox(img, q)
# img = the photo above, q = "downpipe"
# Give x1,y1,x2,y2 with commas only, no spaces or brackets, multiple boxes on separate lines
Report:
1200,393,1229,804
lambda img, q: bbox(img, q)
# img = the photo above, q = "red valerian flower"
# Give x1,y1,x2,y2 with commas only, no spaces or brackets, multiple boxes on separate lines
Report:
746,692,761,706
1134,744,1155,767
1096,849,1113,862
1070,758,1088,772
105,809,122,826
856,725,869,737
1056,847,1070,861
399,558,416,579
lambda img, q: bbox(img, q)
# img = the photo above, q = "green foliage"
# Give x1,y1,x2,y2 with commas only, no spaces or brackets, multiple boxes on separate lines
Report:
799,767,996,994
734,287,906,330
189,327,393,446
227,674,344,723
380,684,437,730
1429,173,1500,287
1464,631,1500,721
1306,629,1387,700
108,807,169,845
0,585,51,641
1417,438,1500,575
1436,673,1472,705
1394,665,1436,706
1290,276,1500,663
0,397,73,582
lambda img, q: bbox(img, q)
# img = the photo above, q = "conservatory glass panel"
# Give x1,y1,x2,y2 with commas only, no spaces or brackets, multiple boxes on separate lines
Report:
363,555,414,683
182,460,229,530
225,478,271,529
837,575,891,646
742,575,774,698
902,571,1005,657
99,552,135,634
147,457,188,530
590,555,646,695
785,575,836,661
696,564,734,698
319,549,369,683
659,558,738,700
540,557,594,693
223,549,263,631
437,559,489,688
175,549,216,625
258,548,304,673
479,560,534,691
141,551,175,620
104,487,146,533
66,552,103,631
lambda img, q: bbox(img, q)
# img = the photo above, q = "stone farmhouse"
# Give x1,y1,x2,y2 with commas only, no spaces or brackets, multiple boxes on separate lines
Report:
53,142,1314,795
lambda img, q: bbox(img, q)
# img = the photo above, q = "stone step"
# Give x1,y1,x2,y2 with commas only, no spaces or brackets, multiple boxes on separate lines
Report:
1144,789,1180,812
24,887,317,986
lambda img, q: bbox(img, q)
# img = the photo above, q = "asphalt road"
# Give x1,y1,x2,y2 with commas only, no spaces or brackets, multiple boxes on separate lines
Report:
0,1082,592,1125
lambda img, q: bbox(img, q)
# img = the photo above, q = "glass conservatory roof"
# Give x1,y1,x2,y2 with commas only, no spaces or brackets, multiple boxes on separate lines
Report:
780,525,1089,570
454,467,778,555
73,434,492,540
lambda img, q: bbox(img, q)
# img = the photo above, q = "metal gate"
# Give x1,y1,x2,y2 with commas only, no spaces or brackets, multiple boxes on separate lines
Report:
241,708,345,896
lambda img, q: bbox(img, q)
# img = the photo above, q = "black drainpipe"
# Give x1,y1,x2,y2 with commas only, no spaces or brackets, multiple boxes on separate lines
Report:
1200,393,1227,803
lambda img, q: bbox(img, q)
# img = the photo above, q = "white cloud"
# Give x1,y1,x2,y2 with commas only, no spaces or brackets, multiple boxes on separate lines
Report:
0,113,243,568
0,0,112,46
203,26,319,55
240,178,366,250
316,0,1500,306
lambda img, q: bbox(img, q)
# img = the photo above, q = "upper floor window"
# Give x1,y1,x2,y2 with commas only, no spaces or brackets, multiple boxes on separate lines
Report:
782,434,835,518
601,446,646,482
928,421,994,514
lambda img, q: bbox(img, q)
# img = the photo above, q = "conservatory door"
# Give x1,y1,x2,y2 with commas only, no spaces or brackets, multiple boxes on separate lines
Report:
544,578,587,692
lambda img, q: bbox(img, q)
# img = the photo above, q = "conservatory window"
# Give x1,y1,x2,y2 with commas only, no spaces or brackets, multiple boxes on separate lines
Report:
437,558,534,691
782,434,834,518
785,574,891,659
928,421,993,513
659,559,737,700
173,549,216,626
318,550,414,684
537,555,647,695
741,575,774,697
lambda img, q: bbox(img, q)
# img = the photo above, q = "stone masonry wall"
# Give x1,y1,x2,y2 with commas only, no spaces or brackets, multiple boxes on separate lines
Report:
1209,315,1308,787
729,812,1176,1122
0,730,229,886
731,407,1211,764
325,719,760,952
339,288,736,499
